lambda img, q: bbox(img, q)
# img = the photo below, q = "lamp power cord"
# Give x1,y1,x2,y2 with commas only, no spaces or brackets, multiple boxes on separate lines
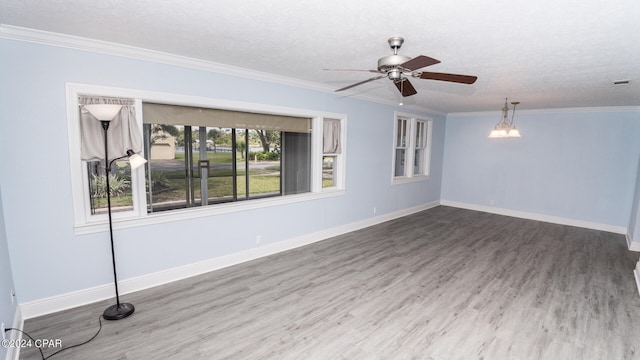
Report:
3,315,104,359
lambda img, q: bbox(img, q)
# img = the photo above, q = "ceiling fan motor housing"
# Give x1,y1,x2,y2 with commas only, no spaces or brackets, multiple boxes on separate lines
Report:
379,37,410,76
378,54,411,73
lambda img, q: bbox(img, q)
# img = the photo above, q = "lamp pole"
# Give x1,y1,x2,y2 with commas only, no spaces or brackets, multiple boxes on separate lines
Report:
99,119,135,321
84,103,141,320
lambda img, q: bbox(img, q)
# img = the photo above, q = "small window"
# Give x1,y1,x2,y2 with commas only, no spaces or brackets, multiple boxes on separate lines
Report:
394,117,409,177
392,113,432,183
322,118,343,189
414,120,427,176
76,95,146,222
322,155,336,188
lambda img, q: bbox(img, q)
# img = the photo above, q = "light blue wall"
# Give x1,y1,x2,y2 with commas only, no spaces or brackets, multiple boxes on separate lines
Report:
442,109,640,228
0,187,17,360
0,39,445,303
628,156,640,241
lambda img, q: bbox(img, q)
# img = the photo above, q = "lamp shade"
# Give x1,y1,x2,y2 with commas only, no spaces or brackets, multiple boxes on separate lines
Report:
507,128,521,137
84,104,123,121
128,153,147,170
124,150,147,170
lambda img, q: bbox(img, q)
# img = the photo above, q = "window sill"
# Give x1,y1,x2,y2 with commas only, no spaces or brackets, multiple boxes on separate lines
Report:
392,175,431,185
73,190,346,235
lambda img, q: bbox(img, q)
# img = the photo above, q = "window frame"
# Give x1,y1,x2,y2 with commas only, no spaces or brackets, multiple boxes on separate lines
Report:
321,155,338,189
67,83,346,235
391,112,432,184
321,118,346,190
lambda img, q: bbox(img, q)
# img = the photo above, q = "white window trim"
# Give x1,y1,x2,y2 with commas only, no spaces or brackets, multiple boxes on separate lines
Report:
67,83,347,235
391,111,432,185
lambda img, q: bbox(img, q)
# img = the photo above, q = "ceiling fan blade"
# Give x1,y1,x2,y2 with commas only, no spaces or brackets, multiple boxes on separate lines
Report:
419,71,478,84
323,68,381,73
394,78,418,97
335,75,386,92
400,55,441,71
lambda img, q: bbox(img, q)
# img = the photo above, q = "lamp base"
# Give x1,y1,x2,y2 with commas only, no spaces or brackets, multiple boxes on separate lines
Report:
103,302,135,320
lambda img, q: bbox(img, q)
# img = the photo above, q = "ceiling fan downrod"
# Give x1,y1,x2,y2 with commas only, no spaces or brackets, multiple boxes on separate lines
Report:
388,37,404,55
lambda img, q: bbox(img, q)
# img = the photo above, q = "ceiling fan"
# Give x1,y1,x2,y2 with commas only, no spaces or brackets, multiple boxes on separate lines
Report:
326,37,477,97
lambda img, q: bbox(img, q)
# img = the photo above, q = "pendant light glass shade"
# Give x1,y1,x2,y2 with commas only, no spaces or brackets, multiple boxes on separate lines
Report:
507,127,521,138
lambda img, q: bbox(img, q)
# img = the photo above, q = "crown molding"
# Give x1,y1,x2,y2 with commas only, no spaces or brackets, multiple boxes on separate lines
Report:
0,24,444,116
0,24,331,91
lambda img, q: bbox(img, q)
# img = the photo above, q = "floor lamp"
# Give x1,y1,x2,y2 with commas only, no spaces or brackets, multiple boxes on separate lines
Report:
84,104,147,321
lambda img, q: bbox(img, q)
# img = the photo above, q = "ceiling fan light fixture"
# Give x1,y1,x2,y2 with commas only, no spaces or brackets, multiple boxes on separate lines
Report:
389,69,402,81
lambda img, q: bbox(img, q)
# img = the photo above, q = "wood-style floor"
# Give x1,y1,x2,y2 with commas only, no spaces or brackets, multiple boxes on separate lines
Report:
20,206,640,359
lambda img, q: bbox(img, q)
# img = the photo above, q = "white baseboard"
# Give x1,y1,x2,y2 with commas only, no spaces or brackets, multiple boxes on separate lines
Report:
634,261,640,297
440,200,628,235
20,201,439,319
627,232,640,252
4,306,23,360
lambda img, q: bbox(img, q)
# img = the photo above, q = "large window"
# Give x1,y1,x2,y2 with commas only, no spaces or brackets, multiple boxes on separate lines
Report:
392,113,432,183
142,103,312,213
67,84,346,233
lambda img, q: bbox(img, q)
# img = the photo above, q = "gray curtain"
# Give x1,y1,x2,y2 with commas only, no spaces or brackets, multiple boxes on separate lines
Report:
78,96,143,161
323,118,341,154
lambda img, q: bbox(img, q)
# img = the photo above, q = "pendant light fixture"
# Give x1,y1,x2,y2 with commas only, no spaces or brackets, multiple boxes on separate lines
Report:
489,98,521,138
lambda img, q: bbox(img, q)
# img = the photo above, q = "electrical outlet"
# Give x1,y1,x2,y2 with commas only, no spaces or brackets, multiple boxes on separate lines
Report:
373,207,377,215
1,322,6,341
256,235,262,245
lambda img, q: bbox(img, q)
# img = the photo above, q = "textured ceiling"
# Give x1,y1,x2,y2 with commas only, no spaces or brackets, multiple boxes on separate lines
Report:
1,0,639,113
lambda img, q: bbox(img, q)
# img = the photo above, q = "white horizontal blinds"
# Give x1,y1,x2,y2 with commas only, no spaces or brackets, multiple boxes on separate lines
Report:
78,95,143,161
142,103,311,133
323,118,341,154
